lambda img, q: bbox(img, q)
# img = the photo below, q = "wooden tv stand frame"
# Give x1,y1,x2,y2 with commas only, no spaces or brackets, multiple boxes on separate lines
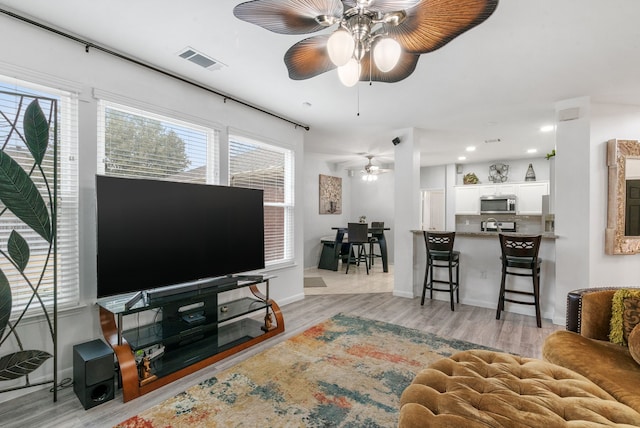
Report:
97,276,284,402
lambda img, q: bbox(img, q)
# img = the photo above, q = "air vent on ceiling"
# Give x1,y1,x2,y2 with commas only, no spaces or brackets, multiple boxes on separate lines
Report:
178,47,226,71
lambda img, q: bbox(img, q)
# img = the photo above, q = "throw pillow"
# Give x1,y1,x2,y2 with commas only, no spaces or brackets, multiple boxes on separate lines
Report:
610,288,640,346
629,324,640,366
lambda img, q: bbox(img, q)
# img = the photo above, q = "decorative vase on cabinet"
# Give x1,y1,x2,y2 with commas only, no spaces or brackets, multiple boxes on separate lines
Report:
525,163,536,181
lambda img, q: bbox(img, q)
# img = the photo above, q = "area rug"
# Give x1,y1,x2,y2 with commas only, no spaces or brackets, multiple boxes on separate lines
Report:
115,314,494,428
304,276,327,287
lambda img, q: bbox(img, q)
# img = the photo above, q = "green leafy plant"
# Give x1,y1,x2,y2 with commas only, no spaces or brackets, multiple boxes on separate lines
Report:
0,95,57,393
546,149,556,160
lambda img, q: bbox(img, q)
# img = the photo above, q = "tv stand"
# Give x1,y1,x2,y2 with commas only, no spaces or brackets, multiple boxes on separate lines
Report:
97,275,284,402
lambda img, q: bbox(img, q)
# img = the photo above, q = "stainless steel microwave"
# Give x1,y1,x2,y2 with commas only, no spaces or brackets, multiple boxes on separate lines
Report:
480,195,516,214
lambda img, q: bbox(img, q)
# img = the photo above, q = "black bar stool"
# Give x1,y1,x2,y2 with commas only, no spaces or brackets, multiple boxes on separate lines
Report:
345,222,369,274
496,234,542,327
368,221,384,267
422,231,460,311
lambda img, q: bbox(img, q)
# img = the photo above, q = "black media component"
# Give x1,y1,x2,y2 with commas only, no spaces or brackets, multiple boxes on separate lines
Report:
392,137,401,146
73,339,115,410
95,175,265,298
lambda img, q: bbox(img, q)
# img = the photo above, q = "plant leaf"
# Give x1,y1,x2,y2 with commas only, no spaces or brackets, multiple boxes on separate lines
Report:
0,269,10,340
8,230,29,272
23,100,49,166
0,151,51,242
0,350,52,381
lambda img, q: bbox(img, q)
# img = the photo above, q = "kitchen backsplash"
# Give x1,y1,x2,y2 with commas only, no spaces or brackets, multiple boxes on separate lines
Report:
455,214,544,234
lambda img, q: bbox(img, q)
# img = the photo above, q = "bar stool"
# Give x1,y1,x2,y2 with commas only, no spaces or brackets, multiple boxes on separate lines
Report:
345,222,369,275
496,234,542,327
368,221,384,267
422,231,460,311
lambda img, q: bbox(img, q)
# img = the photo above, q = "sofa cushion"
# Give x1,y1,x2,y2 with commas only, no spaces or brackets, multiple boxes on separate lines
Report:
543,330,640,413
579,288,617,340
610,288,640,345
399,350,640,427
630,324,640,366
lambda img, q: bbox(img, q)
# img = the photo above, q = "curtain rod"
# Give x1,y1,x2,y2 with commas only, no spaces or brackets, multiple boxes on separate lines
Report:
0,8,310,131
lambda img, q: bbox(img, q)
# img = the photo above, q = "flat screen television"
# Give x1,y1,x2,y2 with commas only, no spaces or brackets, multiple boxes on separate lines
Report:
96,175,265,298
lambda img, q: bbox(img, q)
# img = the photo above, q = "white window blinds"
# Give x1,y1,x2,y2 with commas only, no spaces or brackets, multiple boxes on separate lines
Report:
0,77,79,316
229,135,294,265
97,100,219,184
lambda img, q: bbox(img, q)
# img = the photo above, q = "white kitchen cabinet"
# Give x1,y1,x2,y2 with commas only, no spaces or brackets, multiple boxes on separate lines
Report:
494,184,516,195
455,186,480,214
516,182,549,214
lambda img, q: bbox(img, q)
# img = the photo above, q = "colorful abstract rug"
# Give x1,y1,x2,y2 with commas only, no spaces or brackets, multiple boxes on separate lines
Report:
116,314,493,428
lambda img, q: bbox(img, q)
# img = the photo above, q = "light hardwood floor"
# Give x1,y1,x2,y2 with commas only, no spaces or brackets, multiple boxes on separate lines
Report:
0,265,562,427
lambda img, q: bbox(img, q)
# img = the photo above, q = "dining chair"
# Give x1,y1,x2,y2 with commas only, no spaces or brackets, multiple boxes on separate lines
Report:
346,222,369,274
496,234,542,327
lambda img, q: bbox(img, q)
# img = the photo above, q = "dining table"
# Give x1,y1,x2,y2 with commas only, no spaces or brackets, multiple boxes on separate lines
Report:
318,226,390,272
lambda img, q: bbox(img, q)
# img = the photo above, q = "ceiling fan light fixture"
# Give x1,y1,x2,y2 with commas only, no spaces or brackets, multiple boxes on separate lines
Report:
327,29,355,66
362,174,378,182
233,0,499,83
373,37,401,72
338,58,361,87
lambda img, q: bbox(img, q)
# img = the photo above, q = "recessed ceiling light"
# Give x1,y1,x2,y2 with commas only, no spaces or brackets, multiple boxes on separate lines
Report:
466,146,476,152
540,125,555,132
527,148,537,154
458,156,466,161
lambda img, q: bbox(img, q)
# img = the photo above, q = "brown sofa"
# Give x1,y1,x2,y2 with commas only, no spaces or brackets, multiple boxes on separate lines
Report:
399,287,640,426
542,287,640,413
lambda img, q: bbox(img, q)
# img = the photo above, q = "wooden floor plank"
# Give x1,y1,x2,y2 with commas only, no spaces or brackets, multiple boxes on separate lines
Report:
0,268,562,428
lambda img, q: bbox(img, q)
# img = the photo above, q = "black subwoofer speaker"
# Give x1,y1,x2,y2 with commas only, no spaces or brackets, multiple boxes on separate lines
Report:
73,339,115,410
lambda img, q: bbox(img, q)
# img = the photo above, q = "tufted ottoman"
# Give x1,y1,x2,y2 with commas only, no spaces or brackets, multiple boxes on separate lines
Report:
399,350,640,427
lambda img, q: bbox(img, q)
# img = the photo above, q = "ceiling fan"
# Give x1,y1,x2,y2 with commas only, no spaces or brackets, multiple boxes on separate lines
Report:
361,155,391,181
233,0,499,85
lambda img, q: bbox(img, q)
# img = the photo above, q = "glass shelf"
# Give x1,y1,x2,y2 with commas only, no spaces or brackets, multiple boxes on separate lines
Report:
122,297,270,351
145,318,264,379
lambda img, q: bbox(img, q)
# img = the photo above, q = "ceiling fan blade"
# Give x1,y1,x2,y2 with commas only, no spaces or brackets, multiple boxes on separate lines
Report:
359,50,420,83
284,35,336,80
389,0,499,54
233,0,344,35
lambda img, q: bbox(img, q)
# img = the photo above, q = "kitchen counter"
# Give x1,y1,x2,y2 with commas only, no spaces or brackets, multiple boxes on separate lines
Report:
412,230,557,239
454,231,558,239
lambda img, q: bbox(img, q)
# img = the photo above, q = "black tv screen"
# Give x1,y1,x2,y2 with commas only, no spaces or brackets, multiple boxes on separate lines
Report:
96,175,265,298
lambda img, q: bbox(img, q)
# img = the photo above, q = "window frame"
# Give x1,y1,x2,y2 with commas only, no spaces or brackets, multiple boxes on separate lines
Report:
228,132,295,268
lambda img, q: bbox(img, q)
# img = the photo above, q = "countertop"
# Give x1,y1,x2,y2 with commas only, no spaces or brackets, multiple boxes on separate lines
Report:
412,230,558,239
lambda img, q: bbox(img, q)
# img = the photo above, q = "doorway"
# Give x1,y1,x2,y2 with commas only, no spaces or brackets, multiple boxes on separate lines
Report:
421,189,445,231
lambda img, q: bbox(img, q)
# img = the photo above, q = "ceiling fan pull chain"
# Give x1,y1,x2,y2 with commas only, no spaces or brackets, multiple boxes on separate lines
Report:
357,82,360,117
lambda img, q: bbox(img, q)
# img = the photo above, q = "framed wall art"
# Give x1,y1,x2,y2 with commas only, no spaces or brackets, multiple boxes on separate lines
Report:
319,174,342,214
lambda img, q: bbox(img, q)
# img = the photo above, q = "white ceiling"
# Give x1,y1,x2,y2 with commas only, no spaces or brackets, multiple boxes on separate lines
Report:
2,0,640,168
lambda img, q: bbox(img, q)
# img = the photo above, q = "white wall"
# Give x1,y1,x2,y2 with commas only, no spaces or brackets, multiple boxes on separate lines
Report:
302,154,395,268
350,170,395,264
302,154,351,268
420,165,446,189
0,14,304,402
589,103,640,285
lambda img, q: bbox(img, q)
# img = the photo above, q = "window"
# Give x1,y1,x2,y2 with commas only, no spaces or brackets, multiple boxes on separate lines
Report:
229,134,294,266
0,77,79,315
97,100,219,183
